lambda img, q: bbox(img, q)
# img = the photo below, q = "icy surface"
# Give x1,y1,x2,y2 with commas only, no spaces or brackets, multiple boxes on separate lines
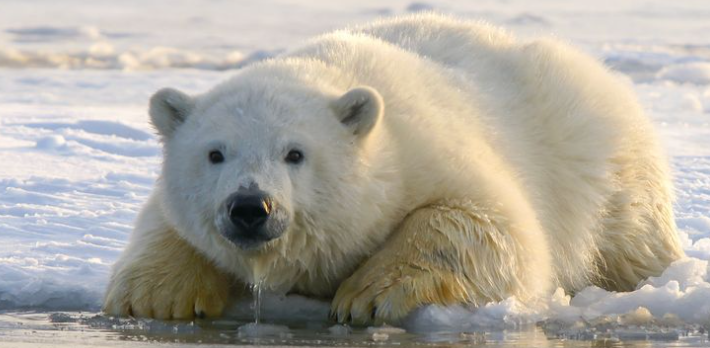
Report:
0,0,709,340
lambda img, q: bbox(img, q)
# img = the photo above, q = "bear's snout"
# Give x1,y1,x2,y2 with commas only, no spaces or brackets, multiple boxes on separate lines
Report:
217,188,288,250
228,194,272,229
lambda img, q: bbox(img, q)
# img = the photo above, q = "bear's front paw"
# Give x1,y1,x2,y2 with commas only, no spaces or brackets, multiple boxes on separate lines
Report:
331,262,470,325
103,260,231,320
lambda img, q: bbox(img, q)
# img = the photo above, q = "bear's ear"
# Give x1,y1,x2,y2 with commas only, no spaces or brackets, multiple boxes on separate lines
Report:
149,88,195,139
331,86,383,137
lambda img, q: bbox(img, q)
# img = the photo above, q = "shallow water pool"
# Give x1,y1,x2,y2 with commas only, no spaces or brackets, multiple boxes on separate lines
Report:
0,311,708,348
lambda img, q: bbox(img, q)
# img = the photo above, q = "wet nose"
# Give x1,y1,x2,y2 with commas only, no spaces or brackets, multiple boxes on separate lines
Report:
228,194,272,229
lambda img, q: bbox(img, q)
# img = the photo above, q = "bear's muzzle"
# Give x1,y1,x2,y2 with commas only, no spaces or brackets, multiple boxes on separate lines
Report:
217,187,288,250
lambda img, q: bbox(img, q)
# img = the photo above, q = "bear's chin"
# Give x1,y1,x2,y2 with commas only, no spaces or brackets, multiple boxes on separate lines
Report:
219,230,278,252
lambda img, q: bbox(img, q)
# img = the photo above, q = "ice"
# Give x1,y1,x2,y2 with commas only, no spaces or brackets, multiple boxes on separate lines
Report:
226,292,330,323
0,0,709,342
617,307,654,326
35,135,66,150
657,63,710,85
365,325,407,342
406,2,435,13
237,323,291,339
400,257,710,334
641,258,709,290
328,324,352,336
366,325,407,334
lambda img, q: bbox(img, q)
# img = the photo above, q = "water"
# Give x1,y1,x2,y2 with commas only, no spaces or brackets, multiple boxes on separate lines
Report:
252,280,264,325
239,280,271,344
1,311,708,347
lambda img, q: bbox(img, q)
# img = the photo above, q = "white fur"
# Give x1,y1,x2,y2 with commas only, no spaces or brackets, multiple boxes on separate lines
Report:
110,14,683,314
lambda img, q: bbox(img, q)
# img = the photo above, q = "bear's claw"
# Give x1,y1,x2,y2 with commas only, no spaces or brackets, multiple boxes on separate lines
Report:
103,269,229,320
331,262,470,325
102,229,232,320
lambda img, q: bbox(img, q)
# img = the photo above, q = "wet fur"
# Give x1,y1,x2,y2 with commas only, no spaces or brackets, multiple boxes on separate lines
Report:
104,14,684,323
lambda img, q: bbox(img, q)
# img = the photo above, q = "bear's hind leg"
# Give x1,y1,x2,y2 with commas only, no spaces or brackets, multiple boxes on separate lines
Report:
331,199,551,325
594,185,684,291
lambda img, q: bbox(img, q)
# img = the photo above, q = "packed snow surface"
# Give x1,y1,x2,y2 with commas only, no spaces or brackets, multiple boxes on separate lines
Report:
1,0,709,334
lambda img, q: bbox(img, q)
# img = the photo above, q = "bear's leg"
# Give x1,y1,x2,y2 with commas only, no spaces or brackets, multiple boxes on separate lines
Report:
103,226,236,319
594,168,685,291
331,199,551,325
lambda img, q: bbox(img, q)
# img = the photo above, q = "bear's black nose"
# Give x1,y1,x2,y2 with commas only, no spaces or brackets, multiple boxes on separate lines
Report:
228,194,272,229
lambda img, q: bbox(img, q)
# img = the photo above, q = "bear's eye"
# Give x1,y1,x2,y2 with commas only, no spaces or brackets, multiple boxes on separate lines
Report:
208,150,224,164
285,150,304,164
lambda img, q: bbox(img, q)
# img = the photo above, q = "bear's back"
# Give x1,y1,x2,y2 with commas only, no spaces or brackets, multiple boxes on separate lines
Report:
351,14,670,291
351,13,517,75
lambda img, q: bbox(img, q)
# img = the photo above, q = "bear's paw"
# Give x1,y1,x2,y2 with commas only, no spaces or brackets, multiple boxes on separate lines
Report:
331,261,470,325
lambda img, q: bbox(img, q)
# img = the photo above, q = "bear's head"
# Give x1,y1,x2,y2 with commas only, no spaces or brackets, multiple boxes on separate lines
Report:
149,65,387,288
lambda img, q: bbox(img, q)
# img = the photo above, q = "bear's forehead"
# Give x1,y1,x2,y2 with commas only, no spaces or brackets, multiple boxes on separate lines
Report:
192,89,338,135
184,100,332,147
183,76,342,144
190,109,292,138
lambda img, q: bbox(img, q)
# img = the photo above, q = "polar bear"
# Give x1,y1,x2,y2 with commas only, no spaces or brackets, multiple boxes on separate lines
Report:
103,14,684,324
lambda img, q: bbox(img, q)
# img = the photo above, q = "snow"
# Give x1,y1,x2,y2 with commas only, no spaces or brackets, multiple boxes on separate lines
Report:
658,63,710,85
0,0,709,339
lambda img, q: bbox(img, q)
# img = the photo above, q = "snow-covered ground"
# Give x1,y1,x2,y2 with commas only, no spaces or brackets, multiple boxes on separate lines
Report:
1,0,709,340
